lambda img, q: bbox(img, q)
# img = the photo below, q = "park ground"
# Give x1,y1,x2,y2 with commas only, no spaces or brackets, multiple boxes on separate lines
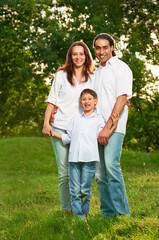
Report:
0,137,158,240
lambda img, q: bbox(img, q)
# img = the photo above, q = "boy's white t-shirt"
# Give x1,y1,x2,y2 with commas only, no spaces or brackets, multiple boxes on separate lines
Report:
46,70,94,130
62,112,105,162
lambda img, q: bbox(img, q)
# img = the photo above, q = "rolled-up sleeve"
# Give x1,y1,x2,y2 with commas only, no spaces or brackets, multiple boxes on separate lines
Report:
62,133,71,145
116,66,133,99
97,115,105,135
61,118,74,145
46,71,62,105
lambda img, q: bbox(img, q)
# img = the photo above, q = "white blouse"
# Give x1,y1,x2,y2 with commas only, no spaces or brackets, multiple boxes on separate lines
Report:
46,70,94,130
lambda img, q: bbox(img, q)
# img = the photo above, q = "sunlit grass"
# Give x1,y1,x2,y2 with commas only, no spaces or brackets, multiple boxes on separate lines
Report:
0,137,158,239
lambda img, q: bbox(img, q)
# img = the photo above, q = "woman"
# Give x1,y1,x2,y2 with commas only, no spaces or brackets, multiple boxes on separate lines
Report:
42,41,95,213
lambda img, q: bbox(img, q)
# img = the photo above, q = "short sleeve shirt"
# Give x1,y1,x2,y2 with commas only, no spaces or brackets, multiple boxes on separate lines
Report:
62,112,105,162
94,56,133,135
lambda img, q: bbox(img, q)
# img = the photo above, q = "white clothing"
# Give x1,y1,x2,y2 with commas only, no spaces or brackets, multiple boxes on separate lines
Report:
46,70,94,130
94,56,133,135
62,112,105,162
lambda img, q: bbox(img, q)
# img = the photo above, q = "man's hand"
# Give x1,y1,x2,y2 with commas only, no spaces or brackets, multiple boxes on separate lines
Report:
98,127,110,145
98,113,119,145
42,124,54,137
50,106,58,124
98,95,127,145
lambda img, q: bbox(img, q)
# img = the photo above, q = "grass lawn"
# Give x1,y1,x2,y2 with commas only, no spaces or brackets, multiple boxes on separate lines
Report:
0,137,158,240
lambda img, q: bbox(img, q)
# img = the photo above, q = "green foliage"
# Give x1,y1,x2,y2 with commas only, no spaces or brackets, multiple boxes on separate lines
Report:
0,1,53,136
125,90,159,151
0,137,158,239
0,0,158,151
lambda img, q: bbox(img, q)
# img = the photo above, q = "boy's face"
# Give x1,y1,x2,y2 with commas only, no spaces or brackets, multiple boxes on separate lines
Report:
80,93,98,113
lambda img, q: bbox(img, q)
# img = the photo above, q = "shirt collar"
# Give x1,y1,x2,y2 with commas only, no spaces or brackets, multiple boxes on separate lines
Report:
107,56,118,65
73,75,85,82
81,111,97,118
98,56,118,68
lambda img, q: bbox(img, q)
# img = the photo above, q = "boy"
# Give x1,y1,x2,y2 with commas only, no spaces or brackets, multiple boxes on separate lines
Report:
52,88,118,219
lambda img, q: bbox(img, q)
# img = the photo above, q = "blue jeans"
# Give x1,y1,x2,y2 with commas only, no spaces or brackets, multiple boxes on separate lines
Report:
95,133,130,217
69,162,95,218
51,127,70,212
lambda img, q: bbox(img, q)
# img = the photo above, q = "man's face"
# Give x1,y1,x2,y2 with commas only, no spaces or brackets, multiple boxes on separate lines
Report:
94,39,114,66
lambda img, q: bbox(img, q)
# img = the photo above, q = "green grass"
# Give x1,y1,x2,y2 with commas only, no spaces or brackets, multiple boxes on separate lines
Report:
0,137,158,240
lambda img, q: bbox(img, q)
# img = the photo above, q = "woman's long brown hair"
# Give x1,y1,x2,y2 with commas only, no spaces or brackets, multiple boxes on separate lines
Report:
57,41,95,86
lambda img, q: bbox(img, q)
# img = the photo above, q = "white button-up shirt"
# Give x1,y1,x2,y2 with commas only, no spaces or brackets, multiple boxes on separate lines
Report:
62,112,105,162
94,56,133,135
46,70,94,130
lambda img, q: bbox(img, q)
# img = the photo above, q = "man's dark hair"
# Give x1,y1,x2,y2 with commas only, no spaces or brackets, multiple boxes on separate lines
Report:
80,88,97,99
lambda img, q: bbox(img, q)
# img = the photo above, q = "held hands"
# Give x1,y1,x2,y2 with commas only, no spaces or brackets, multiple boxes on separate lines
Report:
98,113,119,145
42,124,54,137
42,103,57,137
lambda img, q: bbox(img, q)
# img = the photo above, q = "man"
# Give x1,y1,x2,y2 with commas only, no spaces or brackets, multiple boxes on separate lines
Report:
93,33,133,217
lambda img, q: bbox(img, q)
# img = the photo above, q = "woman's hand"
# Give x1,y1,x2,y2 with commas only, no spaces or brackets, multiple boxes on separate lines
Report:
42,103,55,136
110,113,119,130
126,99,130,108
42,124,54,137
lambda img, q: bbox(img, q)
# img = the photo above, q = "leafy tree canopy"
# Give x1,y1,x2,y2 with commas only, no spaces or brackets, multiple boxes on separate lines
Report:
0,0,158,151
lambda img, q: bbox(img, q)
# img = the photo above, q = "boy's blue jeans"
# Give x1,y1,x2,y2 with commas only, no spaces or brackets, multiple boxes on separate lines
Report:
69,162,95,218
51,127,70,212
95,133,130,217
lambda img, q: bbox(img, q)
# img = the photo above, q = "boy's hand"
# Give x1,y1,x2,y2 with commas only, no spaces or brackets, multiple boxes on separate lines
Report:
51,131,56,137
50,106,58,124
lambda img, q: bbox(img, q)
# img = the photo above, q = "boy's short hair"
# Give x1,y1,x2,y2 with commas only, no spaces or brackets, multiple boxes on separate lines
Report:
80,88,97,99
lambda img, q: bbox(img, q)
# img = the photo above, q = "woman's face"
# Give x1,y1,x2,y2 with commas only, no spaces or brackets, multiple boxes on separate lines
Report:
71,46,86,68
